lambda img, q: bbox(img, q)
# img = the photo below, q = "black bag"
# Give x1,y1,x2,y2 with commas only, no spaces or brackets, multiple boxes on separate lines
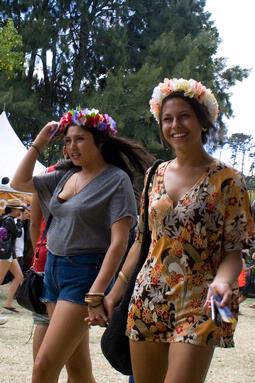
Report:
0,236,12,260
101,160,163,375
15,268,47,314
15,213,53,314
0,217,13,260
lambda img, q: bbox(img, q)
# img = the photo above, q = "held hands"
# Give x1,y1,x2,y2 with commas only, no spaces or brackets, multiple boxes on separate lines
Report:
84,271,128,327
85,304,109,327
84,293,109,327
84,293,119,327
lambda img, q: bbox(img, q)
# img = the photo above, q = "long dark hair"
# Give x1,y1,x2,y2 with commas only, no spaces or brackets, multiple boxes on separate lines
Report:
57,127,154,182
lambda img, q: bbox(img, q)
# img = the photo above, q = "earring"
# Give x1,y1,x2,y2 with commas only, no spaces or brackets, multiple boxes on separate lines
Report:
202,127,208,132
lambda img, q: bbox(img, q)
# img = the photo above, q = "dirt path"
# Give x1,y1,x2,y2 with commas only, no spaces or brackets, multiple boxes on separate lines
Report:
0,286,254,383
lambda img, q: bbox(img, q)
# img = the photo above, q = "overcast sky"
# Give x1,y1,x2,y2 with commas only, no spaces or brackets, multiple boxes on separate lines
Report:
205,0,255,174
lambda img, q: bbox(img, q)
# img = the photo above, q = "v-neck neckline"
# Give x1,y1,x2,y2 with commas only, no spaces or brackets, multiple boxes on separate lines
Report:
162,159,218,209
56,165,110,203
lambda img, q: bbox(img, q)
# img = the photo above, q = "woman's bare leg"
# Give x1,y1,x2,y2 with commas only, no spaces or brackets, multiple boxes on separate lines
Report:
4,259,23,308
130,340,169,383
65,334,96,383
130,340,214,383
33,324,48,361
165,342,214,383
0,260,12,284
32,300,95,383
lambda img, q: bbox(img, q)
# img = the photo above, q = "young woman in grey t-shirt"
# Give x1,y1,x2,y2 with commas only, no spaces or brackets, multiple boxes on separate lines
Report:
11,107,152,383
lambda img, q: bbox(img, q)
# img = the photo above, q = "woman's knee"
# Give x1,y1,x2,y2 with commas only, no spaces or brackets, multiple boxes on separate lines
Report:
33,352,61,381
33,354,50,380
17,273,23,284
65,340,93,381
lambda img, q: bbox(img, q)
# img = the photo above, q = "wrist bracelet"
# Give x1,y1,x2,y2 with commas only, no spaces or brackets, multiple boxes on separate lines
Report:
30,143,41,156
118,270,129,285
88,302,103,309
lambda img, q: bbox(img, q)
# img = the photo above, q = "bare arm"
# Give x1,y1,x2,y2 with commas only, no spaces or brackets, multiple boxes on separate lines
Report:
85,217,141,325
29,193,43,251
10,121,58,192
103,240,141,320
206,250,242,307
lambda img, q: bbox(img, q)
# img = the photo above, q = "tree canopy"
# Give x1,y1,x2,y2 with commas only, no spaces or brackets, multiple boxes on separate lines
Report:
0,0,249,164
0,19,23,75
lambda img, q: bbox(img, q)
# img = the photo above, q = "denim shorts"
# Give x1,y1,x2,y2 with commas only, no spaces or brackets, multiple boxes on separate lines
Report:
41,251,106,305
33,312,49,326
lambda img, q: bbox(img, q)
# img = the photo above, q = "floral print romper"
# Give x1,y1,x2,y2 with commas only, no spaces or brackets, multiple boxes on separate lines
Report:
126,160,255,347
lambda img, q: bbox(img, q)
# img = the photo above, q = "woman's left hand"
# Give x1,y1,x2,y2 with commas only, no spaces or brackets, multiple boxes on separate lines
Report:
204,279,232,313
84,304,108,327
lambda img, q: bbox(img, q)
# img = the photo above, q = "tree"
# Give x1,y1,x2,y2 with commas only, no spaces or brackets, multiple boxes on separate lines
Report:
0,19,24,75
0,0,250,164
228,133,254,172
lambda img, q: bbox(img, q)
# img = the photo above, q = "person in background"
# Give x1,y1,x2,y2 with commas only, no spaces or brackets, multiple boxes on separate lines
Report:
14,207,27,270
30,154,74,383
0,315,8,325
237,250,254,305
249,251,255,308
22,205,34,272
0,199,24,313
11,107,152,383
30,192,72,383
101,78,255,383
3,206,30,311
30,188,52,360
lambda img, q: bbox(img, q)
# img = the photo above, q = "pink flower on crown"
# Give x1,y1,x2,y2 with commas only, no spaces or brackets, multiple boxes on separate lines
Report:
149,77,219,124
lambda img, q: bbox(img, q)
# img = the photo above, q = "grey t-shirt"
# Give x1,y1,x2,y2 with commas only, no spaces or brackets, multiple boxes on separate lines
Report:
34,165,137,256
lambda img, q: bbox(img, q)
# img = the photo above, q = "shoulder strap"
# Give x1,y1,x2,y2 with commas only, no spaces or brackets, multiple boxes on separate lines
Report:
143,159,163,234
121,159,164,303
41,214,53,241
135,159,163,269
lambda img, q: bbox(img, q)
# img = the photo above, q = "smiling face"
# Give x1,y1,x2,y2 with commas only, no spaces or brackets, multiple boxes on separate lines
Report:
64,125,103,167
160,97,204,152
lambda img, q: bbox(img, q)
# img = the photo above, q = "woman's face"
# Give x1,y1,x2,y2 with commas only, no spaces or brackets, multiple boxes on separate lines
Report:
64,125,102,166
11,208,22,218
161,97,204,151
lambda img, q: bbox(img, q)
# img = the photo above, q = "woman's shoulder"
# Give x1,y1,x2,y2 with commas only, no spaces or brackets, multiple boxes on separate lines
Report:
209,159,246,187
106,165,131,181
145,160,168,175
211,159,244,178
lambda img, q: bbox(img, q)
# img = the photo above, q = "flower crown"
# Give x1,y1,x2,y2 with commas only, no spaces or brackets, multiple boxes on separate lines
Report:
58,108,117,136
149,78,219,124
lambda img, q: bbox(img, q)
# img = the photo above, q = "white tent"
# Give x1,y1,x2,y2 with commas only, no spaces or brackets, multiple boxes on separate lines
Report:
0,111,45,192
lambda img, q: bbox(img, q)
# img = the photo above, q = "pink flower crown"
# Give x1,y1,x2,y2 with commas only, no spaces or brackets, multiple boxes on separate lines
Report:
58,108,117,136
149,78,219,124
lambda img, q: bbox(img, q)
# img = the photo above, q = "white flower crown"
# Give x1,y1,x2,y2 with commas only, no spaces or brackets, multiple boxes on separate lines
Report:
149,78,219,124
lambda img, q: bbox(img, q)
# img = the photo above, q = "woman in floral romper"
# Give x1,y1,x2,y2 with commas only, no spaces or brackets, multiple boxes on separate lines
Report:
102,78,255,383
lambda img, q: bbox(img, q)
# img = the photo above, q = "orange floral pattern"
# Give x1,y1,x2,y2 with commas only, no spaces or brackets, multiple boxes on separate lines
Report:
127,160,255,347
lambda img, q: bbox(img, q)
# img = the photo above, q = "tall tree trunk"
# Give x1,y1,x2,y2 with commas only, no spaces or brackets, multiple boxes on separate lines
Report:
27,49,37,88
71,10,90,106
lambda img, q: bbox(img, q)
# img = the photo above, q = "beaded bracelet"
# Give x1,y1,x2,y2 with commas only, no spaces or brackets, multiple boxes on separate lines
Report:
30,143,41,156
